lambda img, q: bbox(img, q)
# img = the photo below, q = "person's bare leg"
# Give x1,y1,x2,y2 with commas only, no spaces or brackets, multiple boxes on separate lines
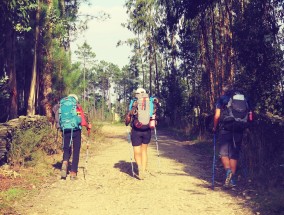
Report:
221,156,237,187
133,146,142,176
221,157,237,173
229,159,237,174
221,156,230,169
141,143,148,172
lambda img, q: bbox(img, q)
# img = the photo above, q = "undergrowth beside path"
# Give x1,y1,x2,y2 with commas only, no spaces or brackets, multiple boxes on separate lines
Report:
0,123,283,215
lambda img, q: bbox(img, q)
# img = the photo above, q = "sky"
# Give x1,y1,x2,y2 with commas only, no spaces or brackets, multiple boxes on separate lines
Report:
70,0,134,69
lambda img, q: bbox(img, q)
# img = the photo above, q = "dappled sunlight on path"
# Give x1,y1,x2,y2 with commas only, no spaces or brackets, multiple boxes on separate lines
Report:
15,125,254,215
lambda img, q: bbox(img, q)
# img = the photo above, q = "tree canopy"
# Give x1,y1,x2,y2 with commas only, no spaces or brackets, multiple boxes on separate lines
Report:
0,0,283,124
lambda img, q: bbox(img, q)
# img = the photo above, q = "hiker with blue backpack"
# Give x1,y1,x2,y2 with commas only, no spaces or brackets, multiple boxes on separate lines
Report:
213,84,252,188
125,88,159,180
53,94,91,180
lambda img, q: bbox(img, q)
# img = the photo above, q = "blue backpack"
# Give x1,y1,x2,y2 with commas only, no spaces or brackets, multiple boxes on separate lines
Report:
59,96,82,132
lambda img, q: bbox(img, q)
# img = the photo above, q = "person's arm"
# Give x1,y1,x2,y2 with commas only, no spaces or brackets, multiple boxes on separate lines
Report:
77,104,90,129
125,112,131,126
125,100,136,126
213,96,223,132
213,108,221,132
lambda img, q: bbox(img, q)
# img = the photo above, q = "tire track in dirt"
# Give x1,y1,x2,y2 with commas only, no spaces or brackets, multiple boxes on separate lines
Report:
15,125,254,215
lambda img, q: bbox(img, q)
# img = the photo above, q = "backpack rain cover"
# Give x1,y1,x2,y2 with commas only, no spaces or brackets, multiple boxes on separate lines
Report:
59,96,82,131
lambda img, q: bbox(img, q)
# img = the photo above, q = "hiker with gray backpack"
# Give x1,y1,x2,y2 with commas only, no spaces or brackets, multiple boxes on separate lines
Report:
125,88,159,180
213,84,252,188
53,94,91,180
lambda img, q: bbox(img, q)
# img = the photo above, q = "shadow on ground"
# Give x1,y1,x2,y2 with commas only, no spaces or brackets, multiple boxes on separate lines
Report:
113,160,140,180
53,161,62,170
148,127,283,215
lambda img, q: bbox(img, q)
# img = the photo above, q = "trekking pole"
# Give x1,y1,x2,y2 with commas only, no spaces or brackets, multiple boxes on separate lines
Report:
212,132,216,190
154,127,161,172
84,126,91,180
127,127,135,177
87,127,91,166
85,134,90,172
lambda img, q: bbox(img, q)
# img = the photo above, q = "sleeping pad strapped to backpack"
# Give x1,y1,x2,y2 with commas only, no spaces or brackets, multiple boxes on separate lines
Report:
129,92,158,130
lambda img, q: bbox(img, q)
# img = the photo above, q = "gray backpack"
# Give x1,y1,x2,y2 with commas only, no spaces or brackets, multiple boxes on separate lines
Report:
222,92,249,131
129,92,156,130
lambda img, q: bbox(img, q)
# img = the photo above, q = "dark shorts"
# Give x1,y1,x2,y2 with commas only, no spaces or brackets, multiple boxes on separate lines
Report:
219,130,243,160
131,128,151,146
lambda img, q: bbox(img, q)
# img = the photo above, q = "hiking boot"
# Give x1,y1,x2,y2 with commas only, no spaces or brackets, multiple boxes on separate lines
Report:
70,171,78,181
230,179,236,187
138,170,145,180
137,166,145,180
230,176,237,187
224,169,233,188
61,161,68,179
70,175,78,181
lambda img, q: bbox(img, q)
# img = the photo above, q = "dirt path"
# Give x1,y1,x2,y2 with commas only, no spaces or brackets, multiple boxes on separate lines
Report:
15,125,254,215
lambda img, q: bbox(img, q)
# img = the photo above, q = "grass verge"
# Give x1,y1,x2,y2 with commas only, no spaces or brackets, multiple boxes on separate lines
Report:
0,152,60,214
0,120,105,214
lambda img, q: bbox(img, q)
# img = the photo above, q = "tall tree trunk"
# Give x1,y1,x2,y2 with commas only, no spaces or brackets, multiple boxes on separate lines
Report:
7,29,18,119
60,0,66,98
169,28,179,123
153,44,159,96
219,0,225,94
148,35,153,95
138,33,145,88
211,5,219,99
224,0,235,83
200,13,214,109
27,1,40,116
41,0,53,120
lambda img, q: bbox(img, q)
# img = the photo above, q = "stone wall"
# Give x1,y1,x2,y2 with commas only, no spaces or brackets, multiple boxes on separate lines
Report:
0,115,50,164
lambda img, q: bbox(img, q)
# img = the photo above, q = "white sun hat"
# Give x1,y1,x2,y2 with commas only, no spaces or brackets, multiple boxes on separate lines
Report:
135,88,146,94
68,94,78,101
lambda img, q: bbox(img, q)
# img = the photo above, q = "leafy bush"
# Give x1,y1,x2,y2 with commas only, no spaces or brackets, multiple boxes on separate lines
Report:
7,122,60,167
241,113,284,186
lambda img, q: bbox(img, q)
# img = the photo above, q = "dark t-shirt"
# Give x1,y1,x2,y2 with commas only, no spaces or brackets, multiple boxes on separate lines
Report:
215,90,234,109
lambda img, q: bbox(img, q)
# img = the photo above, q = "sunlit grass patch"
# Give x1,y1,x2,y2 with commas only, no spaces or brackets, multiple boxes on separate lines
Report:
1,188,25,201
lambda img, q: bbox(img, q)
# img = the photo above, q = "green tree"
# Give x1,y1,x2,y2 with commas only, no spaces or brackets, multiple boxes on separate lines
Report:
233,0,284,115
0,0,37,121
74,41,96,109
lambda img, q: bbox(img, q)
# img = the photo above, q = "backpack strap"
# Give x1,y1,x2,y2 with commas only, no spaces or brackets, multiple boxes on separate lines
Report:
62,129,65,148
70,128,73,146
61,128,74,148
129,98,137,111
149,97,155,117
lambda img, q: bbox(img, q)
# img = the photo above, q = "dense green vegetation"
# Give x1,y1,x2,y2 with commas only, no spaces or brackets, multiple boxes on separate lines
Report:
1,0,283,123
123,0,283,119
